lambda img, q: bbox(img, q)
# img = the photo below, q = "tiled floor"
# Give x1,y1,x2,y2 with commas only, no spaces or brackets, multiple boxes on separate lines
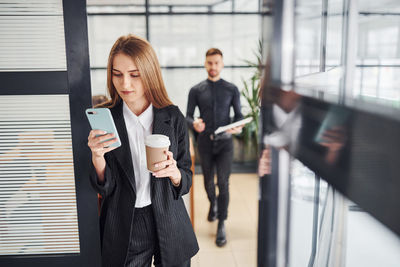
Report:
191,173,258,267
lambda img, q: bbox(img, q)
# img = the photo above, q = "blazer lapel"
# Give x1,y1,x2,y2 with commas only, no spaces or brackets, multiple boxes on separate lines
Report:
110,102,136,194
152,106,173,137
151,106,174,189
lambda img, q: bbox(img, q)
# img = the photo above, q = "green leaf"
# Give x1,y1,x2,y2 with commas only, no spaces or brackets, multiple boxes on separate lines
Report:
239,39,263,150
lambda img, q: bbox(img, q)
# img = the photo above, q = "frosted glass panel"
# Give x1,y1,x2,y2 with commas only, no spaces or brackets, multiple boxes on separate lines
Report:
0,95,80,255
87,15,146,68
150,15,260,66
0,0,67,71
234,0,259,12
90,69,108,96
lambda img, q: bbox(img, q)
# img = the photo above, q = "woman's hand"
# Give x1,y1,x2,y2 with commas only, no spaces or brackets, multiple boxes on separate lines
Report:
258,146,271,177
152,151,182,186
318,126,347,165
88,130,118,158
88,130,118,183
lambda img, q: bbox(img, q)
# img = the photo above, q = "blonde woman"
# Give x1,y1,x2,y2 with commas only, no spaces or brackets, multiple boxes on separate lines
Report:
88,34,198,267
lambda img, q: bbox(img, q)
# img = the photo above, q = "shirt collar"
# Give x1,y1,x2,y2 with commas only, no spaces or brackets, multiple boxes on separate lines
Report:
138,103,153,130
123,102,153,130
207,78,223,84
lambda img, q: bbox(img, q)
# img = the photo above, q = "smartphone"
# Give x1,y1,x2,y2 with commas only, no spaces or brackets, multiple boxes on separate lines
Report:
86,108,121,148
314,105,350,143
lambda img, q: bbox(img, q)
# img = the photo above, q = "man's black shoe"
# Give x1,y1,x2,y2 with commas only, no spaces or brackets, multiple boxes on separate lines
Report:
216,220,227,247
207,202,217,222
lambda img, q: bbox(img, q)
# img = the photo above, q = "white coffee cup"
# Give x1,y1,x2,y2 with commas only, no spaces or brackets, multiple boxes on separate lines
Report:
144,134,171,172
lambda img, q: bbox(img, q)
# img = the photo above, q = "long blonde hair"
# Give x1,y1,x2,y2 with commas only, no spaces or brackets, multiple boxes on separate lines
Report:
103,34,172,109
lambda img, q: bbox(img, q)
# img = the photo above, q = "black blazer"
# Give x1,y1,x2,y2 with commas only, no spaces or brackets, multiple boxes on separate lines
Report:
90,101,199,267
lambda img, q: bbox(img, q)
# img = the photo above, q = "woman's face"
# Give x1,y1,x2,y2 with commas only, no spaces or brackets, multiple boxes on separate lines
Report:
112,53,147,107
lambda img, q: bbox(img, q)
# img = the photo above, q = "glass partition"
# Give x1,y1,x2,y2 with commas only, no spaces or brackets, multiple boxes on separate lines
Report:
0,0,100,265
325,0,344,70
0,95,79,256
295,0,322,77
150,15,260,67
354,14,400,108
87,0,262,112
346,202,400,266
0,0,67,71
260,0,400,266
87,15,146,68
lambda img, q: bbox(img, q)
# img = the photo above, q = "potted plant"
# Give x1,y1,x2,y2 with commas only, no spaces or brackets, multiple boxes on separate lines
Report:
239,40,263,161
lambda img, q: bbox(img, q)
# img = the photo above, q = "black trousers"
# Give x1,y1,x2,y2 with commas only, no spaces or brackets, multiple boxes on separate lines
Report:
125,205,190,267
197,134,233,221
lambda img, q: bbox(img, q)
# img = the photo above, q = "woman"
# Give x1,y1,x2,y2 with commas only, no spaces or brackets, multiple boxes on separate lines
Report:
88,34,198,267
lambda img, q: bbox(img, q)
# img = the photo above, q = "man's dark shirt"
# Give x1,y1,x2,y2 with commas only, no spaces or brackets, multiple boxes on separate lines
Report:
186,78,243,134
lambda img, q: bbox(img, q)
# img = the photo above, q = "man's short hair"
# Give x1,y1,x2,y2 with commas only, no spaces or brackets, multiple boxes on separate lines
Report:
206,48,223,58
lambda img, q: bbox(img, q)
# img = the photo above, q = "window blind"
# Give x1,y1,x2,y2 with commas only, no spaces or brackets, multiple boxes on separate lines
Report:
0,0,67,71
0,95,80,255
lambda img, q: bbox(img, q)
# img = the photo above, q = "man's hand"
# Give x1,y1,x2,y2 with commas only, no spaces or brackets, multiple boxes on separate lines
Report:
225,125,244,134
193,118,205,133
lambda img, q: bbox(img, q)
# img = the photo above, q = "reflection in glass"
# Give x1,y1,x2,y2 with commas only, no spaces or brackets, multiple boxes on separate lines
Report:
262,83,400,266
295,0,345,98
262,0,400,266
354,14,400,108
326,0,344,70
314,105,350,165
295,67,343,100
295,0,322,77
358,0,400,15
289,161,400,267
346,203,400,266
288,160,317,267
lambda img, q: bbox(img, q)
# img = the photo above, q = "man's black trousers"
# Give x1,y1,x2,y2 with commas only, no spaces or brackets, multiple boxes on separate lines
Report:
197,134,233,221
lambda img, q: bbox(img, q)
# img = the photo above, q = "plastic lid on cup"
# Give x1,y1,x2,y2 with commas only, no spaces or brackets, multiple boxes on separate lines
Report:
145,134,170,148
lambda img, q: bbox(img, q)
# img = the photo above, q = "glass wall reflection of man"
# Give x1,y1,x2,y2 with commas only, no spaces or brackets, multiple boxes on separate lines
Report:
186,48,244,247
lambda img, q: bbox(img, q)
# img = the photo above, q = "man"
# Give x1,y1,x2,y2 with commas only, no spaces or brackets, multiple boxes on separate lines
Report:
186,48,243,247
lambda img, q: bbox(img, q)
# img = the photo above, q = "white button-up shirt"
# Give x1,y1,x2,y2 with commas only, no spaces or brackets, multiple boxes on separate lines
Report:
123,102,153,208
